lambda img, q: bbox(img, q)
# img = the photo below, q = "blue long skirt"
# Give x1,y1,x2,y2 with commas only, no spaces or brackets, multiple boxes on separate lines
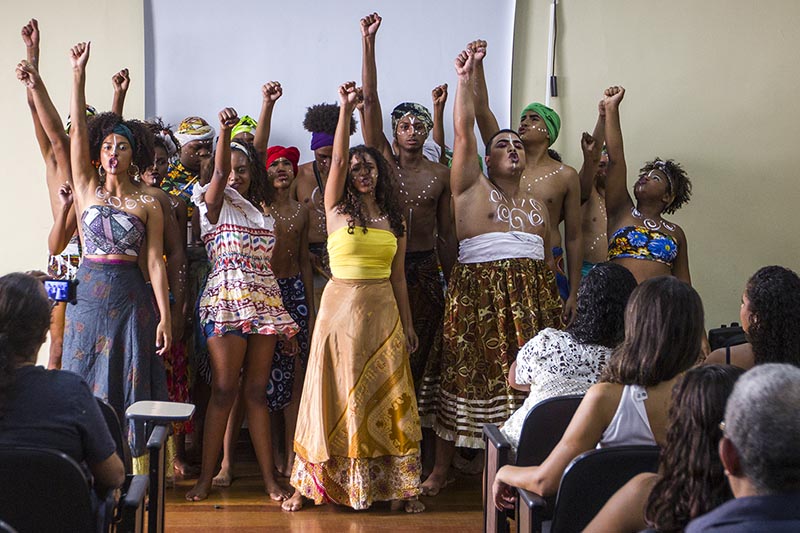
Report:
63,258,168,457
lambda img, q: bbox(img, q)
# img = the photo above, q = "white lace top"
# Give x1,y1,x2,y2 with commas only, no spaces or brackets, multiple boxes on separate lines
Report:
500,328,611,450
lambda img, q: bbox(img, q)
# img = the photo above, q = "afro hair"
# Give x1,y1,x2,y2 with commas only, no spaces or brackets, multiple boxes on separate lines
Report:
303,103,357,136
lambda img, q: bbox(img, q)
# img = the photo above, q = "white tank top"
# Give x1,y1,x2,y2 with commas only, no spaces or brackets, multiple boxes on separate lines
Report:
598,384,657,448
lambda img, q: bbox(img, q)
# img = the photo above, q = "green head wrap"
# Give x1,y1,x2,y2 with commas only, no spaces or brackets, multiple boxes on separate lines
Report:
231,115,258,139
520,103,560,146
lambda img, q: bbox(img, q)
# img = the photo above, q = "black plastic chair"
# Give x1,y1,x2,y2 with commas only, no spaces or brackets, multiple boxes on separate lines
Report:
483,394,583,533
96,398,148,533
0,446,97,533
516,444,661,533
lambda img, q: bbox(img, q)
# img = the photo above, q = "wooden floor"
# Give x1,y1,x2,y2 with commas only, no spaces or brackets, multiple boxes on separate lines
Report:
165,454,483,532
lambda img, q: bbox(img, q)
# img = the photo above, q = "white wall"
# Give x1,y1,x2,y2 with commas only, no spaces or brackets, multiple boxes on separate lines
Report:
145,0,516,157
512,0,800,328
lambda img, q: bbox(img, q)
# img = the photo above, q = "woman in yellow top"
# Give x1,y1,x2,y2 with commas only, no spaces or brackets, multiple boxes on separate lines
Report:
284,82,423,513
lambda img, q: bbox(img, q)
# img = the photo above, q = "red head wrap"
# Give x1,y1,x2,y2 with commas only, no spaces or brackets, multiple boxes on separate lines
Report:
266,145,300,177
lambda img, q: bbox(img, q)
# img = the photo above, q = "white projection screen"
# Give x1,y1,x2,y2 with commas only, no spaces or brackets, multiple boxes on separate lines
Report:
144,0,516,159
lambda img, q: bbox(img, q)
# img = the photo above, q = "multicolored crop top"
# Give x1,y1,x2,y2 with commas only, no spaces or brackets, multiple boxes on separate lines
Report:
81,205,146,256
607,225,678,266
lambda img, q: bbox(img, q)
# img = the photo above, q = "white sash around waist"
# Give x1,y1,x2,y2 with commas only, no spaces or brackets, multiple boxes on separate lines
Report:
458,231,545,264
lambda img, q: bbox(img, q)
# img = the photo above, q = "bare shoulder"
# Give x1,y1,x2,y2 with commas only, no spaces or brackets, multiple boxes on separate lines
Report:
706,347,727,364
584,382,624,417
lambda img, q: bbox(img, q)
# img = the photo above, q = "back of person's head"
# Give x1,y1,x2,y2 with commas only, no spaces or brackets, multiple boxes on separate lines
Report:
645,364,745,531
724,363,800,494
744,266,800,366
602,276,704,386
568,263,637,348
0,273,51,417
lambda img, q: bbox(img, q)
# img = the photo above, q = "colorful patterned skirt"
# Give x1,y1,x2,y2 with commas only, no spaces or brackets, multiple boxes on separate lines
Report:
424,258,562,448
266,274,311,412
404,250,445,394
290,277,422,509
63,258,169,457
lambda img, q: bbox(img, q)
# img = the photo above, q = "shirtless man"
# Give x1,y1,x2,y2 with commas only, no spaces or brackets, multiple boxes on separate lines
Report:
578,101,609,276
360,12,456,398
422,47,562,495
292,102,356,310
471,40,581,324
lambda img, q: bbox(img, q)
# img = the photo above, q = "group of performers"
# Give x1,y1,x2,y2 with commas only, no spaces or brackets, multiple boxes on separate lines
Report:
17,11,694,513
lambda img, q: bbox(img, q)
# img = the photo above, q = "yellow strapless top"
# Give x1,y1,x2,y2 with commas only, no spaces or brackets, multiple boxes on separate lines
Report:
327,226,397,279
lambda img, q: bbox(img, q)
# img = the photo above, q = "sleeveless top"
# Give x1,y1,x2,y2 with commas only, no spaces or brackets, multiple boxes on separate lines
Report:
607,225,678,266
598,384,657,448
81,205,146,256
327,226,397,279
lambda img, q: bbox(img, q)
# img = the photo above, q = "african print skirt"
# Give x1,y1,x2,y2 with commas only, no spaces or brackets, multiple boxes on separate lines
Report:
63,258,169,457
290,277,422,509
404,250,445,395
423,258,562,449
163,340,193,435
266,274,310,412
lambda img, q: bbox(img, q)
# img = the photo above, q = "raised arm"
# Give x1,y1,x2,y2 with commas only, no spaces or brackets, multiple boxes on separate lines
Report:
602,86,633,221
451,49,482,197
324,82,361,213
360,13,393,161
431,83,449,164
48,183,76,254
20,20,58,200
578,100,606,203
68,42,98,196
204,108,238,224
254,81,282,158
470,40,501,145
110,68,129,117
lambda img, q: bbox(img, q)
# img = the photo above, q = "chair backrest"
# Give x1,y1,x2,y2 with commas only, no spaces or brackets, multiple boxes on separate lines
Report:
516,395,583,467
97,397,133,474
0,446,95,533
549,445,661,533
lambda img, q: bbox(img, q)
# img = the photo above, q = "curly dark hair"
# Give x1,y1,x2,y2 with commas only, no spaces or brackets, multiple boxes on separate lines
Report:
644,364,744,532
568,263,637,348
303,103,357,136
145,117,181,155
638,157,691,214
336,145,404,237
87,112,155,174
0,273,51,418
231,141,273,211
602,276,704,387
744,265,800,365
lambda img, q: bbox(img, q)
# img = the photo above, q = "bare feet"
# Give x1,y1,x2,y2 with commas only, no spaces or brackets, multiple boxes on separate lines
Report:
185,479,212,501
391,497,426,513
212,466,232,487
281,490,304,511
420,473,454,496
265,479,292,501
174,457,200,479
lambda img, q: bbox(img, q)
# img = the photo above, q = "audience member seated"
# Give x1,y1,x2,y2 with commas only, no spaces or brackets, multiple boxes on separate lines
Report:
503,262,636,450
492,276,704,508
0,272,124,491
585,364,744,532
706,266,800,370
686,363,800,532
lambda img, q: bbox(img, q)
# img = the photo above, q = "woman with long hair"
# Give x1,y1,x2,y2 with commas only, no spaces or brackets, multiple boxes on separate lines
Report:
0,272,124,491
284,82,422,513
28,42,171,469
502,262,637,450
603,86,693,284
585,364,745,532
706,265,800,369
185,109,298,502
493,276,704,507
